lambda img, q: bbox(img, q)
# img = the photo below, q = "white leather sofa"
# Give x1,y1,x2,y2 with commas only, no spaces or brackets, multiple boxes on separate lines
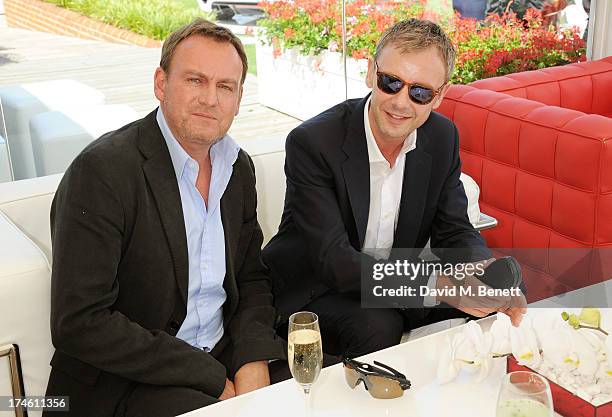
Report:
0,136,483,416
0,173,59,417
0,135,12,183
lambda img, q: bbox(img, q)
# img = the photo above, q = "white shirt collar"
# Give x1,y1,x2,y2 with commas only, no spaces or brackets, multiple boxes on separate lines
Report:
363,96,417,165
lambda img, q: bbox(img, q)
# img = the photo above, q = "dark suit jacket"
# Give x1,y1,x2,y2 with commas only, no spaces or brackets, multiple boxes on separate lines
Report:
45,110,284,416
262,96,491,322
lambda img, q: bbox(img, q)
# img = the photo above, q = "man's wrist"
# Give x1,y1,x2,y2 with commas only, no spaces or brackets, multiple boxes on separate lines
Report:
235,361,269,380
234,361,270,395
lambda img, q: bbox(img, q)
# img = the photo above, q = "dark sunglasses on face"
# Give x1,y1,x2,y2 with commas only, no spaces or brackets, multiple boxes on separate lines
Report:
343,357,411,399
375,61,446,105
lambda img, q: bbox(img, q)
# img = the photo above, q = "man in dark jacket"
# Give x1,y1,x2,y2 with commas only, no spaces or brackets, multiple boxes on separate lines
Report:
263,19,525,358
44,18,284,417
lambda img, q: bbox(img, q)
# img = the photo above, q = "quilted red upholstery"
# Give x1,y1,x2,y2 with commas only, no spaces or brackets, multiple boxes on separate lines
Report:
470,58,612,118
438,66,612,301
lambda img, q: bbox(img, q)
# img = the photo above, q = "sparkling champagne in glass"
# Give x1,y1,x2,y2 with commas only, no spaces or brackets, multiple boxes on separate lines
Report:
288,311,323,395
496,371,554,417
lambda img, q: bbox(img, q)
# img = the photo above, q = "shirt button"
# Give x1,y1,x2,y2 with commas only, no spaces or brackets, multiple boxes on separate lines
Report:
203,347,211,353
203,264,208,270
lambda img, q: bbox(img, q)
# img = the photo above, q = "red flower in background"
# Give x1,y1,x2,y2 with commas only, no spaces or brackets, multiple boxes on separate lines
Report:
352,48,369,60
258,1,585,84
284,27,296,39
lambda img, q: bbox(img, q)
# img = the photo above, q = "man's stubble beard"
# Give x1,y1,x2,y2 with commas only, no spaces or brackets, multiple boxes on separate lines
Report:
162,98,225,148
374,107,412,143
178,117,223,148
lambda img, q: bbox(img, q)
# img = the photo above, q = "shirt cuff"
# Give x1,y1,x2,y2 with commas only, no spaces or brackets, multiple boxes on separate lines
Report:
423,271,440,307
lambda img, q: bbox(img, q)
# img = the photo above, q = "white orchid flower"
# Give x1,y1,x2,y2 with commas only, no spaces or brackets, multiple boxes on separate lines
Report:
438,308,612,404
459,321,493,382
510,317,542,368
437,333,464,384
474,334,494,382
532,309,565,346
541,326,599,376
437,321,495,384
540,327,573,369
573,332,599,376
489,312,512,355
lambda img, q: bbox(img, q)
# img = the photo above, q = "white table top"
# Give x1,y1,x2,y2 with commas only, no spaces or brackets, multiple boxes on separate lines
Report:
179,316,516,417
177,278,612,416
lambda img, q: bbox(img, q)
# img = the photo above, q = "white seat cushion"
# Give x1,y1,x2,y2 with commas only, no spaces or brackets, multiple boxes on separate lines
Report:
238,137,286,246
0,80,105,180
30,105,138,176
0,174,62,262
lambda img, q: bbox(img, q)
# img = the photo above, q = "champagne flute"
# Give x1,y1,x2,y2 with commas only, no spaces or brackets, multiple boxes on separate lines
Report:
496,371,554,417
288,311,323,397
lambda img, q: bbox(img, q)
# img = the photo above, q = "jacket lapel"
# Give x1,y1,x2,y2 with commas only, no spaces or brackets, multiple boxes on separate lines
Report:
138,111,189,307
220,158,242,322
393,128,432,249
341,97,371,248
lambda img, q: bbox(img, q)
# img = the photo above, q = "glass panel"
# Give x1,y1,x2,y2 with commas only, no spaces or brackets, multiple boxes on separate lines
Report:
256,0,349,120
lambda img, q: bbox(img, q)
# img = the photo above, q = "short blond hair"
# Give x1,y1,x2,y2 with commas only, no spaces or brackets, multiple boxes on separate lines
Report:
375,19,456,82
160,18,248,84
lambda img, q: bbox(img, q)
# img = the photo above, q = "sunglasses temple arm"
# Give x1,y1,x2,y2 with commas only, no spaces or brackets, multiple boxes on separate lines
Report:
372,360,406,378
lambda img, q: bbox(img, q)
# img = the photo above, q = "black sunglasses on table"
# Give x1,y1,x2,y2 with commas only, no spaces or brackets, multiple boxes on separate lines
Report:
375,61,446,105
342,357,411,399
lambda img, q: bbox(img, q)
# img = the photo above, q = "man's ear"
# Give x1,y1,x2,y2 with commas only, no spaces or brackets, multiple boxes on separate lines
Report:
365,58,375,89
154,67,166,102
432,83,451,110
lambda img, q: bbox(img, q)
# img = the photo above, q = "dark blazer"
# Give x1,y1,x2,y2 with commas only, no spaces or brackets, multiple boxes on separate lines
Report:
44,110,284,416
262,96,491,322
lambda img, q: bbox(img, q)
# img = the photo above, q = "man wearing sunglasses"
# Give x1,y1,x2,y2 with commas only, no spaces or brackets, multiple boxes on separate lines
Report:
263,19,526,358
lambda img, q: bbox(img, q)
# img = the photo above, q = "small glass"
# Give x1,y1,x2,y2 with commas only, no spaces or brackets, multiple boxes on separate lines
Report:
496,371,554,417
287,311,323,396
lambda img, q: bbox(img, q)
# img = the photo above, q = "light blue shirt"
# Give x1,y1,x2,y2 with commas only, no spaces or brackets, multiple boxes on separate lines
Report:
156,108,240,351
